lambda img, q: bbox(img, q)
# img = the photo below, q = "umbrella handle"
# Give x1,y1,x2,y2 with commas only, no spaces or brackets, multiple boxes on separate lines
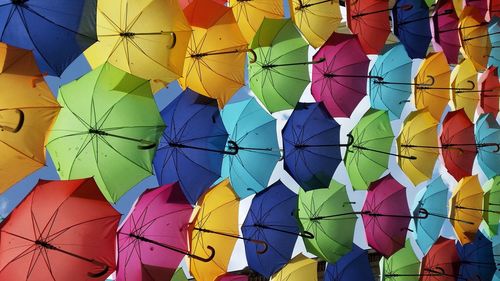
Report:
188,245,216,262
301,230,315,239
425,266,445,275
253,239,269,254
87,260,110,278
0,109,24,133
248,49,257,63
417,208,429,219
423,75,435,86
168,32,177,49
138,139,157,150
226,140,240,155
346,133,355,148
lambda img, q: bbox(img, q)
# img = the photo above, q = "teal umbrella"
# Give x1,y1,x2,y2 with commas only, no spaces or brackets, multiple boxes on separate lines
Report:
475,113,500,178
221,98,281,198
488,18,499,68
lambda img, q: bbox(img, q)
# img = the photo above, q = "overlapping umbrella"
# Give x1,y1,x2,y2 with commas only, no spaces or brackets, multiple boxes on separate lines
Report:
324,244,375,281
456,231,497,281
474,113,500,178
380,240,421,280
488,18,499,67
459,6,492,71
270,254,317,281
478,66,500,115
431,0,461,64
450,59,479,121
483,176,500,236
420,237,461,281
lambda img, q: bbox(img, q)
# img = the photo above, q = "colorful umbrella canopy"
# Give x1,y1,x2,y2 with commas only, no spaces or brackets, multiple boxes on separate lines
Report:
0,178,120,280
178,0,226,10
494,235,500,266
0,0,97,76
483,176,500,236
289,0,341,48
46,63,165,203
248,18,310,113
431,0,461,64
450,59,479,121
172,268,188,281
297,180,357,263
216,273,248,281
221,98,281,199
474,113,500,178
488,18,499,67
456,231,497,281
324,244,375,281
282,102,347,191
369,44,413,120
116,183,198,281
420,237,461,281
182,0,229,28
153,88,228,204
397,109,439,186
84,0,191,92
242,181,304,278
0,43,60,193
478,66,500,115
491,1,500,20
459,6,492,71
311,32,370,118
466,0,489,19
380,240,420,280
270,254,317,281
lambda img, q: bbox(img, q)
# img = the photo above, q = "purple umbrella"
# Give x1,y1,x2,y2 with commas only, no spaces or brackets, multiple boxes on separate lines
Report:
431,0,461,64
312,32,372,118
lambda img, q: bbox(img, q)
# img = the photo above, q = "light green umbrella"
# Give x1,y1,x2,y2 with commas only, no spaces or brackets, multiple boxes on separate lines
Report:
171,268,188,281
380,240,420,280
483,176,500,237
47,63,165,202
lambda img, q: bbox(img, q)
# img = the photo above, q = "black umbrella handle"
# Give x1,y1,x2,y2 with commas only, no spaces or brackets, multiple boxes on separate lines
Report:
89,129,157,150
252,224,315,239
352,4,413,18
0,108,24,133
193,227,268,254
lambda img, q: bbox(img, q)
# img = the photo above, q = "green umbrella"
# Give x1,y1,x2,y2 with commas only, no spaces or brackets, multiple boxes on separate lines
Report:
380,240,420,280
171,268,188,281
483,176,500,237
297,180,357,263
47,63,165,202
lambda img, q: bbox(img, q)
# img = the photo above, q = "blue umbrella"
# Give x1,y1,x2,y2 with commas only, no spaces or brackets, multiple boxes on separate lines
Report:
241,180,312,278
324,244,375,281
456,232,497,281
474,114,500,179
153,88,229,204
0,0,97,76
282,102,350,191
221,98,281,199
488,18,500,68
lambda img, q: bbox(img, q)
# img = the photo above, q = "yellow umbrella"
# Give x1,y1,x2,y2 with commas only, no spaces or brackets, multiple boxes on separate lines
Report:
0,43,60,192
229,0,284,43
459,6,491,71
450,59,479,121
413,52,452,121
289,0,342,48
84,0,191,93
449,175,483,245
179,3,248,108
397,109,439,186
270,254,318,281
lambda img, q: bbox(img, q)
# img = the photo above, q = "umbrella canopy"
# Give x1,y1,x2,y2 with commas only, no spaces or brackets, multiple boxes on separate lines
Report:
282,102,346,191
478,66,500,115
221,98,281,199
0,43,60,192
182,0,229,28
311,32,370,118
466,0,489,19
397,109,439,186
324,244,375,281
248,18,310,113
153,88,228,204
0,0,97,76
474,113,500,178
450,175,484,245
0,178,120,280
420,237,460,281
483,176,500,236
179,1,247,107
228,0,284,43
346,0,391,54
431,0,461,64
488,18,499,67
216,273,248,281
380,240,420,280
84,0,191,92
459,6,492,71
369,44,413,120
178,0,226,10
456,231,497,281
491,1,500,20
242,181,303,278
270,254,317,281
46,63,165,203
450,59,479,121
297,180,357,263
362,174,414,258
116,183,196,281
172,268,188,281
289,0,341,48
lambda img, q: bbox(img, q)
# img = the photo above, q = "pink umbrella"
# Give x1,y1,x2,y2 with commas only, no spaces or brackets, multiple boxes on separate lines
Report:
466,0,488,20
216,273,248,281
312,32,372,118
431,0,461,64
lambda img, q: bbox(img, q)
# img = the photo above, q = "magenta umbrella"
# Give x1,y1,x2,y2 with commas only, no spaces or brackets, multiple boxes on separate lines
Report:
312,32,371,118
431,0,460,64
216,273,248,281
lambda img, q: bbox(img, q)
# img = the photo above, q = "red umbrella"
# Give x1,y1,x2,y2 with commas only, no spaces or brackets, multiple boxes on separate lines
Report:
479,66,500,115
420,237,461,281
182,0,230,28
431,0,461,64
0,178,120,280
490,0,500,20
216,273,248,281
466,0,488,20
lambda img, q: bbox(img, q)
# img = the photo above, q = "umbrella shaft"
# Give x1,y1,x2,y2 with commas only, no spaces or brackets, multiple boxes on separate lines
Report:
263,58,325,68
365,212,414,218
296,0,333,10
464,31,500,41
295,143,350,148
438,23,487,33
309,211,365,220
325,73,382,79
126,233,189,256
427,212,474,224
373,80,425,86
252,224,313,238
399,10,453,26
191,49,248,58
168,142,235,155
352,145,416,160
352,7,393,18
455,205,500,214
194,227,248,241
385,274,441,277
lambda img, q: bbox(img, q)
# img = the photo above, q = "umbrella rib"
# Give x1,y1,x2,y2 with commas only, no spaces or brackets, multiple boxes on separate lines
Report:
45,215,121,242
97,135,153,173
0,5,18,40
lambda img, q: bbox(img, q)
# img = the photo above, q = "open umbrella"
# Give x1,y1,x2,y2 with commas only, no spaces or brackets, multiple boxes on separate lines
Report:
420,237,461,281
494,235,500,265
431,0,461,64
478,66,500,115
248,18,312,113
297,180,357,263
0,178,120,280
456,231,497,281
311,32,371,118
270,254,317,281
474,113,500,178
466,0,489,19
172,268,188,281
459,6,492,71
216,273,248,281
483,176,500,236
153,88,228,204
0,0,97,76
46,63,165,203
324,244,375,281
380,240,420,280
0,43,60,192
491,1,500,20
450,59,479,121
488,18,499,67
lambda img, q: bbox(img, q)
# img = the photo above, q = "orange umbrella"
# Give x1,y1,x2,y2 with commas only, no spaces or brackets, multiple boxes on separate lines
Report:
450,59,479,121
459,6,491,71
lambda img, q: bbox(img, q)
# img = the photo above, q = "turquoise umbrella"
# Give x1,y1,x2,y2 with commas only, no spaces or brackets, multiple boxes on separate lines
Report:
475,114,500,178
221,98,281,198
488,18,499,68
369,44,413,120
494,235,500,266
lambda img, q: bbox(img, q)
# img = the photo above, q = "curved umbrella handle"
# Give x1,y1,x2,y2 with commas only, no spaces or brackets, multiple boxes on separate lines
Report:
168,32,177,49
0,109,24,133
189,245,216,262
346,133,355,148
465,80,475,90
424,75,435,86
226,140,240,155
247,49,257,63
138,139,157,150
252,239,269,254
87,260,110,278
418,208,429,219
426,266,446,275
301,230,315,239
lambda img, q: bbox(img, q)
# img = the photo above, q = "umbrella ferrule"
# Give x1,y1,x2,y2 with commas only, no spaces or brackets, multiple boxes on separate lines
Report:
11,0,28,5
35,240,56,250
88,128,108,136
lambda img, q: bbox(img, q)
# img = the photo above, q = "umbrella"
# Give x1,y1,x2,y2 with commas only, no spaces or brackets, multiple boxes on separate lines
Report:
324,244,375,281
282,102,350,191
182,0,229,28
270,254,317,281
459,6,492,71
467,0,489,19
380,240,421,280
369,44,413,120
242,181,308,278
116,183,208,281
456,231,497,281
0,43,60,192
179,1,248,107
153,88,228,204
494,235,500,265
46,63,165,203
228,0,284,43
431,0,461,64
491,1,500,20
288,0,342,48
450,59,479,121
248,18,312,113
0,178,120,280
221,98,281,199
488,18,499,67
420,237,461,281
172,268,188,281
474,113,500,178
346,0,392,54
216,273,248,281
0,0,97,76
84,0,192,92
397,109,439,186
483,176,500,236
297,180,357,263
311,32,371,118
178,0,226,10
478,66,500,115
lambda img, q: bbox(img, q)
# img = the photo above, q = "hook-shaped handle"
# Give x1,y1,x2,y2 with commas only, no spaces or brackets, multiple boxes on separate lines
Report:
87,260,110,278
418,208,429,219
248,48,257,63
226,140,240,155
168,32,177,49
0,109,24,133
346,133,355,148
189,245,216,262
301,230,315,239
252,239,269,254
138,139,157,150
425,75,435,86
